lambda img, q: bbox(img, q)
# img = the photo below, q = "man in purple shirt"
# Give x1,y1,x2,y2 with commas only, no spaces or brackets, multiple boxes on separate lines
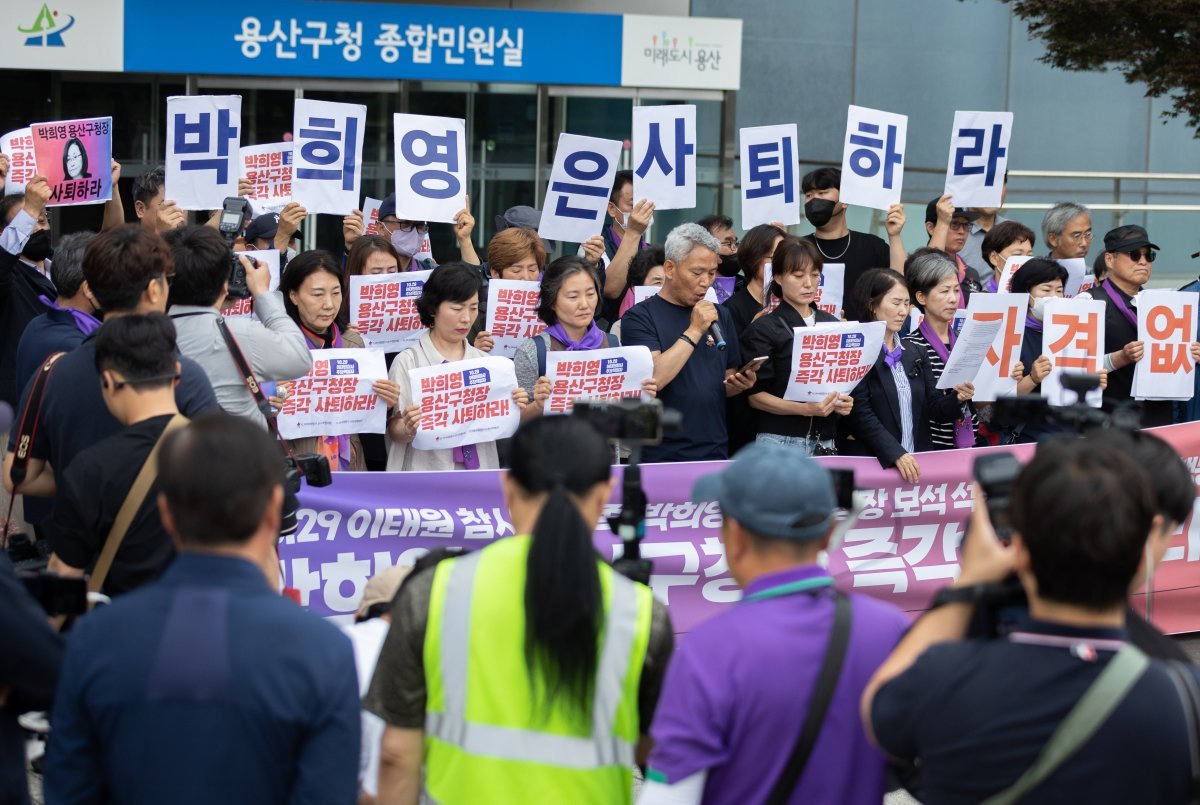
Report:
640,443,909,804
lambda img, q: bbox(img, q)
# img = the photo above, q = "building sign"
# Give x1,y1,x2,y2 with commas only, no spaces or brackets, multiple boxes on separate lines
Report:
0,0,124,71
620,14,742,91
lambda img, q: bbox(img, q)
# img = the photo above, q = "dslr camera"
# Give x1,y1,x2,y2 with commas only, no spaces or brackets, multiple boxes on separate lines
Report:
280,453,332,536
992,373,1139,437
572,397,682,444
218,197,253,300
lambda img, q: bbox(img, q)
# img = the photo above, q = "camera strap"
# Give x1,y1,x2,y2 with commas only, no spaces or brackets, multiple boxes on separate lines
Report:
214,317,289,447
3,351,66,548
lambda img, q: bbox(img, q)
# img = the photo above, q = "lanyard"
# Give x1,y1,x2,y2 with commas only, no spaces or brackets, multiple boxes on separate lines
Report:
743,576,835,602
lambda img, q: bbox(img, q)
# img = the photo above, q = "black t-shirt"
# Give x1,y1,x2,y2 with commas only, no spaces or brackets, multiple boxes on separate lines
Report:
723,287,763,342
42,415,179,596
802,230,890,321
1087,282,1173,427
621,294,741,462
872,621,1199,804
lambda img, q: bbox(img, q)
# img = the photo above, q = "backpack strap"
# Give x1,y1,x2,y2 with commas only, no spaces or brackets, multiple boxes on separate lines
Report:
534,332,550,377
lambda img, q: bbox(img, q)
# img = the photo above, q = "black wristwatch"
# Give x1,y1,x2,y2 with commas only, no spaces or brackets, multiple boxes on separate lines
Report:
930,583,990,609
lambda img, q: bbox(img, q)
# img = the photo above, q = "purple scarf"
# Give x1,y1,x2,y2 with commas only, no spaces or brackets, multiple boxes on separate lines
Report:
300,323,351,470
545,322,605,351
882,341,903,368
1103,279,1139,329
38,295,100,335
1025,314,1043,333
984,275,1000,294
918,318,975,448
609,224,650,254
436,357,480,470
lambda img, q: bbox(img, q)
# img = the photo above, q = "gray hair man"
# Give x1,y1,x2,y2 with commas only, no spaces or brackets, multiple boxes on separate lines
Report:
620,222,758,462
1042,202,1092,261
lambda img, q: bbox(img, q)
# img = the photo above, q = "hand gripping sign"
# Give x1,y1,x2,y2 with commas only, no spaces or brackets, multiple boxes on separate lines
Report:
545,346,654,415
633,104,696,210
784,321,886,403
839,105,907,211
943,111,1013,209
240,142,293,215
1,128,37,195
1041,297,1106,408
539,133,624,245
739,124,800,229
349,270,433,351
393,113,467,224
166,95,242,210
485,279,543,359
1133,290,1198,401
410,357,521,450
962,292,1028,401
277,349,387,439
30,117,113,207
292,99,365,215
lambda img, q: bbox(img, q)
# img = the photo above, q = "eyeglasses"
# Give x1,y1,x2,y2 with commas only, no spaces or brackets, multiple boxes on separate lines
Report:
948,220,971,232
159,272,175,287
1124,248,1157,263
1066,230,1093,243
720,237,739,251
379,219,429,234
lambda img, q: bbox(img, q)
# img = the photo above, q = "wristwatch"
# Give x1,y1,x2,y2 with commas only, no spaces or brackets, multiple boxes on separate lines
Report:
930,583,990,609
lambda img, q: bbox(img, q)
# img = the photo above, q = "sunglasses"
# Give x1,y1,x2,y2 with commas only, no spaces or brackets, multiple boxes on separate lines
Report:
1124,248,1157,263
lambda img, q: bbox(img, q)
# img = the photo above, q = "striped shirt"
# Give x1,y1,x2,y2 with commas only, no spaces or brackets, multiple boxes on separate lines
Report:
888,352,916,453
903,329,978,450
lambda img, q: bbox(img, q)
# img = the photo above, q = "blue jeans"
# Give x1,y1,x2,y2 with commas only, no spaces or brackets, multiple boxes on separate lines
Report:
756,432,835,456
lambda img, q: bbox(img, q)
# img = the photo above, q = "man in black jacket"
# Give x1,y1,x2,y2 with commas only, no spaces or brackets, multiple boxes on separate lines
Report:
0,177,55,410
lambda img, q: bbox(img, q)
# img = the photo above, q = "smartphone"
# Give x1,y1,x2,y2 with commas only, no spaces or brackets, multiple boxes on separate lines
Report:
738,356,769,375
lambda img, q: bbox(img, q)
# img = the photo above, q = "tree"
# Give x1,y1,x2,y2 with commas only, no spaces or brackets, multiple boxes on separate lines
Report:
994,0,1200,133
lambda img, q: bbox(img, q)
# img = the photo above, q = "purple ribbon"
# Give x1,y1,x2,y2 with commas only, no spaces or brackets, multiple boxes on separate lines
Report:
545,321,605,351
1025,314,1043,333
917,317,974,448
882,342,903,368
1103,279,1139,330
439,358,480,468
38,294,100,335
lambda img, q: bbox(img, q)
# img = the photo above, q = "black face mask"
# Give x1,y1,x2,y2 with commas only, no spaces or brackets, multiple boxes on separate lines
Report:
804,198,838,229
718,252,740,277
22,229,53,263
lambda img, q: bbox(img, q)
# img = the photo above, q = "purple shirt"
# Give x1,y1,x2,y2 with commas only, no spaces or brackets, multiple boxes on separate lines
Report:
647,564,909,804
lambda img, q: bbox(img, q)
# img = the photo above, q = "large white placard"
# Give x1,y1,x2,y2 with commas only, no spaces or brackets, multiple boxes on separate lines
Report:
963,292,1028,401
240,142,292,215
545,346,654,414
1133,290,1198,401
1042,297,1106,408
292,99,365,215
943,111,1013,209
166,95,242,210
393,113,467,224
539,133,623,244
410,356,521,450
349,271,432,351
739,124,800,229
485,279,543,360
276,348,386,439
838,105,907,211
632,104,696,210
783,321,885,402
1,128,35,195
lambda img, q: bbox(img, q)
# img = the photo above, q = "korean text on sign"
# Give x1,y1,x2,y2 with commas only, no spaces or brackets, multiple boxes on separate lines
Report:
943,111,1013,209
362,196,382,235
739,124,800,229
996,255,1032,294
1060,258,1092,298
30,117,113,207
813,263,845,320
292,99,365,215
240,142,293,215
633,104,696,210
409,356,521,450
1041,297,1106,407
223,250,282,319
1,128,36,195
539,133,623,244
277,348,387,439
166,95,241,210
784,321,886,402
963,293,1028,401
1133,290,1198,401
839,105,907,211
545,346,653,415
393,113,467,224
485,279,543,359
349,271,432,351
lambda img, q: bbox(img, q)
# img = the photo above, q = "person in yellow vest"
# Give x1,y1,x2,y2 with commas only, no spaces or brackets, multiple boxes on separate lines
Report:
366,415,675,804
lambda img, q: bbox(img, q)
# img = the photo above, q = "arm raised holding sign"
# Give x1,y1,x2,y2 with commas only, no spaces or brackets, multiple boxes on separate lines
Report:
454,196,480,265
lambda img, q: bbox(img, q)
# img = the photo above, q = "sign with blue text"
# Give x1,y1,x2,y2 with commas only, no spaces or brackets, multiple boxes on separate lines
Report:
944,110,1013,209
539,133,624,245
165,95,242,210
839,105,907,212
632,104,696,211
739,124,800,229
392,113,467,224
292,99,365,215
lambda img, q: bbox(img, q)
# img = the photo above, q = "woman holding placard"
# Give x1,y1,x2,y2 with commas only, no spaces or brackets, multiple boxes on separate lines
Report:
515,256,657,421
980,221,1036,293
841,269,970,483
278,250,402,471
724,224,787,339
741,238,850,455
388,263,529,471
338,234,401,328
903,249,980,450
471,226,548,352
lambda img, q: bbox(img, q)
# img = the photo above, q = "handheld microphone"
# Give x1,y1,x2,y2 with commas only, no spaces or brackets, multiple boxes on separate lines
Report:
708,321,727,351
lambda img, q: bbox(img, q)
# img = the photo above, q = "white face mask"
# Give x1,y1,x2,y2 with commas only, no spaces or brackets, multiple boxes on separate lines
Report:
616,210,630,229
1031,295,1049,320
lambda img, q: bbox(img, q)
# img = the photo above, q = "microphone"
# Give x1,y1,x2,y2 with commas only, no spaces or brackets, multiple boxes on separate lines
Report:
708,321,727,351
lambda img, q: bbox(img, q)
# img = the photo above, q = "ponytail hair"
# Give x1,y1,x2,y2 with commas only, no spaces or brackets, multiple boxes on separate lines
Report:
507,416,613,722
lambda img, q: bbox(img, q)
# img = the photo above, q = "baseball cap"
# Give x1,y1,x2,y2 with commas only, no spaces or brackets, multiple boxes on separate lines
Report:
1103,224,1159,254
495,205,556,252
925,198,982,225
244,212,301,243
692,442,837,541
355,564,413,619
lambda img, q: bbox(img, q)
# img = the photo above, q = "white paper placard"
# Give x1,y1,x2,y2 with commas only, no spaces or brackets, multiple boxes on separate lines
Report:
943,111,1013,208
963,292,1028,401
223,249,282,319
544,346,653,414
739,124,800,229
1,128,35,195
485,279,543,359
937,317,1003,389
540,133,623,244
349,271,432,351
240,142,292,216
838,105,907,211
783,321,886,402
1042,297,1106,408
632,104,696,210
292,99,365,215
1133,289,1198,401
393,113,467,224
410,356,521,450
166,95,242,210
276,348,386,439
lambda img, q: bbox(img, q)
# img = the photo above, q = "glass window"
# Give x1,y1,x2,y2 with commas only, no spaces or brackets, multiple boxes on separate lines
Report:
59,78,151,163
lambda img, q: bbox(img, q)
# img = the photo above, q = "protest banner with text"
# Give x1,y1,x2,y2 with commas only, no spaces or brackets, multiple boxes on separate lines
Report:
1134,290,1198,401
410,356,521,450
166,95,241,210
31,117,113,206
349,270,431,351
633,104,696,210
393,113,467,224
784,321,886,402
1042,297,1106,407
277,348,386,439
485,279,542,359
539,133,623,244
240,142,293,215
839,105,907,211
1,128,35,195
292,99,365,215
545,345,653,414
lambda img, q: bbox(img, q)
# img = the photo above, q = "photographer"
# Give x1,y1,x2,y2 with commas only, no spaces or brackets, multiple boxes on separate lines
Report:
41,314,186,596
165,226,311,430
863,438,1200,803
367,416,673,804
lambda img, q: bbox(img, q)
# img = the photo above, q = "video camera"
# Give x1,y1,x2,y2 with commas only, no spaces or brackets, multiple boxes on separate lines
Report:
217,197,253,300
281,453,333,536
992,373,1140,438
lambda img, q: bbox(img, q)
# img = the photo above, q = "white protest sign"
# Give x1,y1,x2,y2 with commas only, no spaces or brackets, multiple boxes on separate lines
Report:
937,317,1004,389
1060,258,1091,298
761,261,781,312
166,95,241,210
814,263,845,320
943,111,1013,208
413,233,435,264
292,99,365,215
784,321,886,402
540,133,623,244
1042,297,1106,407
633,285,719,306
964,292,1028,401
223,249,282,319
1,128,35,195
994,255,1032,294
349,271,432,351
362,196,382,235
240,142,292,216
276,348,386,439
632,104,696,210
410,356,521,450
393,113,467,224
740,124,800,229
839,105,907,211
485,279,543,359
545,346,654,415
1133,290,1198,401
